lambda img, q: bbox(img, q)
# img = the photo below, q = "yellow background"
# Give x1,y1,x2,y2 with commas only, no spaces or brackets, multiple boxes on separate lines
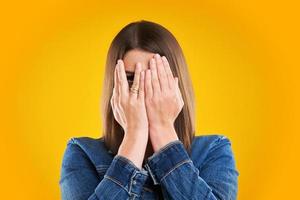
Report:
1,0,299,199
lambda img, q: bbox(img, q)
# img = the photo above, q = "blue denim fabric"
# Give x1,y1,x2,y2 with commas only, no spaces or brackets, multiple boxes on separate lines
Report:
59,135,239,199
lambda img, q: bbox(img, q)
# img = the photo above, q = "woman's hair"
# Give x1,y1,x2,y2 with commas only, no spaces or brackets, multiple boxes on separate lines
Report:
101,20,195,155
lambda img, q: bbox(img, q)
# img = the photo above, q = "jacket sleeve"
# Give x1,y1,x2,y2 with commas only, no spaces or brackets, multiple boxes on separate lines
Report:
59,138,148,200
144,136,239,200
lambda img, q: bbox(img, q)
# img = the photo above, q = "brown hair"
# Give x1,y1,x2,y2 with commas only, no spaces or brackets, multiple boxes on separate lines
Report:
101,20,195,156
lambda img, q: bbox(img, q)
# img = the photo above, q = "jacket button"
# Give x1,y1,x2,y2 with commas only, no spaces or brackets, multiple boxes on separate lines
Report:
132,180,137,185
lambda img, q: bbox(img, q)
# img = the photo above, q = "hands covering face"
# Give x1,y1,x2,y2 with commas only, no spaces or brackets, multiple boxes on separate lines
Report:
144,54,184,130
111,53,184,151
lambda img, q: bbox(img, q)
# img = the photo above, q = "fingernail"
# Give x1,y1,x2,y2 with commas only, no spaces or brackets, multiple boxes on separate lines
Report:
155,53,160,58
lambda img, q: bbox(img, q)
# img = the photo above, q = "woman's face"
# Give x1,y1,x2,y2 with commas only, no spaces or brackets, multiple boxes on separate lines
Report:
123,49,155,83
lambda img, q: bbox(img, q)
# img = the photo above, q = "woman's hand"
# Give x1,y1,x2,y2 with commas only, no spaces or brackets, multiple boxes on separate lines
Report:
111,59,148,134
145,54,184,152
111,59,148,169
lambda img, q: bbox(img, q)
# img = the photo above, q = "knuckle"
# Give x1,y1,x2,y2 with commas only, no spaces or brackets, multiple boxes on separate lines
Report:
162,91,169,98
118,79,124,84
117,99,121,107
145,97,152,104
120,99,126,106
160,73,167,79
152,96,160,104
170,92,177,98
129,98,136,105
119,77,127,84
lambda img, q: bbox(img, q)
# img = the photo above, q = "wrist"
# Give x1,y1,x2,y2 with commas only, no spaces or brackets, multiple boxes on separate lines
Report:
125,126,148,135
149,122,174,134
124,127,148,139
149,124,179,152
118,134,148,169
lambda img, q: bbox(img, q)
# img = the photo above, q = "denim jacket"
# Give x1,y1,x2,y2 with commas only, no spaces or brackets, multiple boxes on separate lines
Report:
59,135,239,200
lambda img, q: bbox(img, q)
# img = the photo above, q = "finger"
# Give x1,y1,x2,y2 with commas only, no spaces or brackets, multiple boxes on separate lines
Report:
150,57,161,96
111,94,123,126
174,77,179,98
117,59,129,99
110,95,115,110
175,77,184,105
116,62,124,109
138,70,145,100
145,69,153,99
111,82,119,121
113,62,119,97
162,56,175,90
154,54,168,92
130,62,142,98
111,95,119,119
111,86,116,110
110,95,116,117
114,62,119,107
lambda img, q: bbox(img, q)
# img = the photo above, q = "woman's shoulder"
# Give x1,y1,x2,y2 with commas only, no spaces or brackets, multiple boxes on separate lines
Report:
63,136,114,167
192,134,232,148
66,136,105,149
190,134,236,169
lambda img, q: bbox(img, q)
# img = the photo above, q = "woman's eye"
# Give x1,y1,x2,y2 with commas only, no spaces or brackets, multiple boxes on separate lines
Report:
126,74,134,81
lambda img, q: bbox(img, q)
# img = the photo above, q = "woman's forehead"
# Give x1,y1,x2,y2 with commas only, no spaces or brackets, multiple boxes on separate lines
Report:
123,49,155,72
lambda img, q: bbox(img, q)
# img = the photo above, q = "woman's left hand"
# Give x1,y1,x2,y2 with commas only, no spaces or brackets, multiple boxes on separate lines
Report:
145,53,184,152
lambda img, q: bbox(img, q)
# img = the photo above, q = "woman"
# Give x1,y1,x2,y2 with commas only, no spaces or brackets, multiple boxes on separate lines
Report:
59,20,239,200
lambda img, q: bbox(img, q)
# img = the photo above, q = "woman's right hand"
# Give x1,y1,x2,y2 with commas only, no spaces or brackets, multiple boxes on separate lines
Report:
110,59,148,135
110,59,149,169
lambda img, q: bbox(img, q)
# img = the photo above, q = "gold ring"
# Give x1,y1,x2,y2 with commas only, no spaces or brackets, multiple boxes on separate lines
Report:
130,86,139,93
